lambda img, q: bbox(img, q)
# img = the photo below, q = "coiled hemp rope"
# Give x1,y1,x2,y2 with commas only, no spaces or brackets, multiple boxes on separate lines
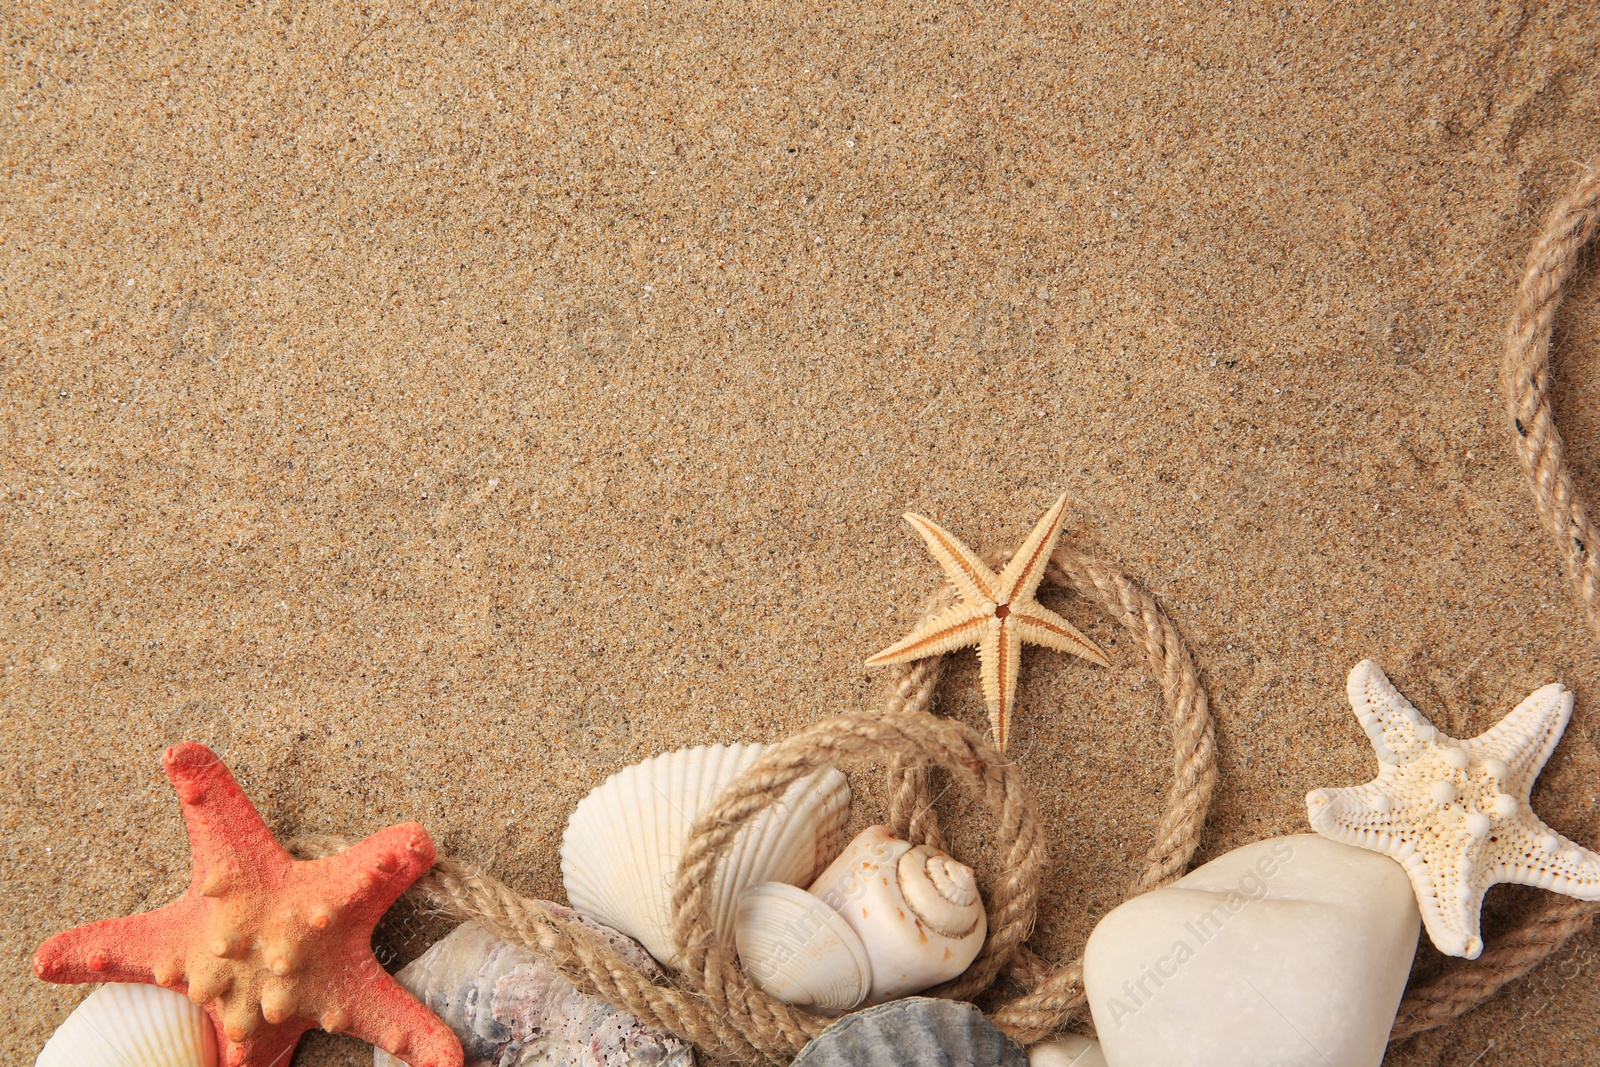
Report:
292,156,1600,1062
292,541,1219,1063
1385,154,1600,1042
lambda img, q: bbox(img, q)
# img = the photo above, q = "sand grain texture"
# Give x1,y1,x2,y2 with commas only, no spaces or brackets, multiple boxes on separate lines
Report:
5,2,1600,1064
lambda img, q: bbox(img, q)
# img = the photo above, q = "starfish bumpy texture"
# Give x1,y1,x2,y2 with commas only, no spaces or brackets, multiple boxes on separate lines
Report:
866,495,1109,750
1306,661,1600,959
34,742,463,1067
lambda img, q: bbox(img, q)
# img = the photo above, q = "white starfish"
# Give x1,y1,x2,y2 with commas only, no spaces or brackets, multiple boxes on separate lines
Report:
865,495,1109,750
1306,660,1600,959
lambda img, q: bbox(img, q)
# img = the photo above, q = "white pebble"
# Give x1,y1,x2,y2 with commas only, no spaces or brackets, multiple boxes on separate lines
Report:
1083,836,1419,1067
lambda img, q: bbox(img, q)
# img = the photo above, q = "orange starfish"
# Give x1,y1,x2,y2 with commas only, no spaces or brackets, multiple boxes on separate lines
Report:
866,495,1109,749
34,742,463,1067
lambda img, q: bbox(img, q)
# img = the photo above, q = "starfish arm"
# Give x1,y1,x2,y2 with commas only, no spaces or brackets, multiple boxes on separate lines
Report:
994,494,1069,605
166,742,293,892
1465,683,1573,790
1489,816,1600,900
34,899,203,986
1346,661,1436,766
1395,833,1489,960
1304,775,1400,849
215,1016,311,1067
865,602,989,665
978,620,1022,750
305,822,438,919
339,971,465,1067
1009,603,1111,668
902,512,998,605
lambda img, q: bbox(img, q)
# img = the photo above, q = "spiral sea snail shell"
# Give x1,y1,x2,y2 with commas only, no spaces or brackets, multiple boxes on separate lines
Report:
734,825,988,1012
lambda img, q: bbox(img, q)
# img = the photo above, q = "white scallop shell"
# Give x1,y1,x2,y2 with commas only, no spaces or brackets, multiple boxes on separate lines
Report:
808,826,987,1004
37,982,218,1067
734,882,873,1014
560,743,851,967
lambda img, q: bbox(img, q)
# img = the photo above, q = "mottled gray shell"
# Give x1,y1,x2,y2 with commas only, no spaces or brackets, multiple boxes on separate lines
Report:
790,998,1027,1067
373,914,694,1067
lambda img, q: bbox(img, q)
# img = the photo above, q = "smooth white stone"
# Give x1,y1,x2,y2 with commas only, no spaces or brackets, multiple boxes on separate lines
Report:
1084,834,1419,1067
1029,1035,1109,1067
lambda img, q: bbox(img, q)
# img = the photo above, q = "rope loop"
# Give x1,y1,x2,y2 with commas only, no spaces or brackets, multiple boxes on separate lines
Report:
871,545,1218,1044
1386,156,1600,1041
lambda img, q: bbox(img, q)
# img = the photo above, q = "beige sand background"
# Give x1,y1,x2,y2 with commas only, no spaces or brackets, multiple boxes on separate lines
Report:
5,2,1600,1063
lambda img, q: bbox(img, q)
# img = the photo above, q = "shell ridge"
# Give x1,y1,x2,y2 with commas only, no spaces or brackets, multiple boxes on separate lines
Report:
36,982,220,1067
561,743,850,968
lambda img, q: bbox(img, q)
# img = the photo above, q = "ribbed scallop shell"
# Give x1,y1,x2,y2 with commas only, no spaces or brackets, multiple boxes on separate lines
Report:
790,997,1027,1067
36,983,218,1067
734,882,872,1014
560,743,851,967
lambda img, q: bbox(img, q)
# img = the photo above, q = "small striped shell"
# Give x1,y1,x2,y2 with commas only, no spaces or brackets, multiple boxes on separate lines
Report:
734,882,873,1013
36,982,218,1067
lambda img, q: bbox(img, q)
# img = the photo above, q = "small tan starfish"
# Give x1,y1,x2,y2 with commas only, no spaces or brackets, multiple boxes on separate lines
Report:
866,495,1110,750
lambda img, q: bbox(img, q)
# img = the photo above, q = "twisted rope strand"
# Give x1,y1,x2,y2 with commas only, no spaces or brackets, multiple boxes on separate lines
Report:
989,547,1216,1043
1386,156,1600,1040
1390,896,1598,1040
287,835,771,1062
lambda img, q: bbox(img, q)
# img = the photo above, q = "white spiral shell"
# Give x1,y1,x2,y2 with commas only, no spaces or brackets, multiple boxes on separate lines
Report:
560,743,851,967
735,825,988,1010
36,982,218,1067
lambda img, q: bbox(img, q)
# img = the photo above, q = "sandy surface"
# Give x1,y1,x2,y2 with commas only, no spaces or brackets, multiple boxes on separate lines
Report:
5,2,1600,1064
